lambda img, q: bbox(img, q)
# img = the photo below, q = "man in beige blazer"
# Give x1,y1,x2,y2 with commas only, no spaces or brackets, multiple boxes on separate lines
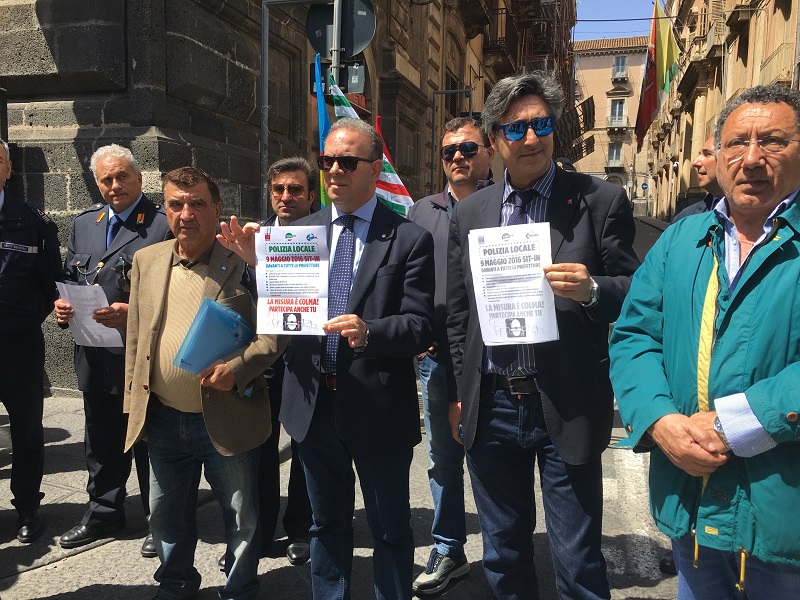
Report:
124,167,285,600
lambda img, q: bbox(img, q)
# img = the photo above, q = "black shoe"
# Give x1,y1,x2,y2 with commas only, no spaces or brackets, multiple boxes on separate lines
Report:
218,553,226,572
141,531,157,558
659,550,677,575
59,520,125,549
286,537,310,566
17,510,44,544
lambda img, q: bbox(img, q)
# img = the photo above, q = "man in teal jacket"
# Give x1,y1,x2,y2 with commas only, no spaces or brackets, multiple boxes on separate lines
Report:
610,83,800,598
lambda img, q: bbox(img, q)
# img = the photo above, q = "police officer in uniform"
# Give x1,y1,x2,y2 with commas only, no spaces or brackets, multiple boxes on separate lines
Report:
0,138,61,543
54,144,169,556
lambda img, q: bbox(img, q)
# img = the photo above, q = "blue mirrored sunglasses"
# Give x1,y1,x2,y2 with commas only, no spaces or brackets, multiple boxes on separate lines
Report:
495,116,555,141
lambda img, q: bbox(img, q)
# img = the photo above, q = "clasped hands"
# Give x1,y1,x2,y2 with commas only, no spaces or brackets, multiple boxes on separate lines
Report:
650,411,731,477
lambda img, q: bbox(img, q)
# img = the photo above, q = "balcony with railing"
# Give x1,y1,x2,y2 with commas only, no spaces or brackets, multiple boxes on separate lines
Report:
611,66,629,82
605,158,625,172
458,0,492,38
606,115,629,131
483,8,519,76
761,43,793,86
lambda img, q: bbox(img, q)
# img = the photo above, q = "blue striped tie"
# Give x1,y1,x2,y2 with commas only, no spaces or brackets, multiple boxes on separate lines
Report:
487,190,534,371
322,214,356,373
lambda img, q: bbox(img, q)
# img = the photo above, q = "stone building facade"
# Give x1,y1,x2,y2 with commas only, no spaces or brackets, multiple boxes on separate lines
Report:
641,0,798,220
573,36,650,208
0,0,578,392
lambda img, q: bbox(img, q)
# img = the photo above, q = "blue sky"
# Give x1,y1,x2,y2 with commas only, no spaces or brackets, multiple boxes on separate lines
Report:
574,0,656,41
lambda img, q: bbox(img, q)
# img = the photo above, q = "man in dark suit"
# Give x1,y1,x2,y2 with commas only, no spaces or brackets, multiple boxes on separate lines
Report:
218,157,315,567
446,72,639,599
0,138,61,544
280,118,434,599
54,144,169,555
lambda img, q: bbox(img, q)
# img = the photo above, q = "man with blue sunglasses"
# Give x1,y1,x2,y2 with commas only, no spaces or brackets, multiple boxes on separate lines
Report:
446,71,639,599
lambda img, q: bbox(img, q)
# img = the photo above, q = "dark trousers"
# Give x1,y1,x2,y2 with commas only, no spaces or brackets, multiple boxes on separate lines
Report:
0,328,45,513
298,389,414,600
257,368,312,549
82,390,149,524
466,382,610,600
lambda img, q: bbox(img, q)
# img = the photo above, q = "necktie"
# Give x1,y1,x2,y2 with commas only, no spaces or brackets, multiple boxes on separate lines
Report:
106,214,123,249
487,190,535,371
322,214,356,373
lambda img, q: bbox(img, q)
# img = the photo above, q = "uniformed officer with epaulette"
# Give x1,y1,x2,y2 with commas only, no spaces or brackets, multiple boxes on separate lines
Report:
53,144,169,556
0,138,61,544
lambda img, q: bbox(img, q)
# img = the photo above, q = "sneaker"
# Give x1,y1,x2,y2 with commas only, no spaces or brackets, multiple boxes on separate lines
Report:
412,548,470,596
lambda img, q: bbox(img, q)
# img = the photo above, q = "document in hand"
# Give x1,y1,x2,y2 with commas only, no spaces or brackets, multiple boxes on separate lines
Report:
172,297,255,374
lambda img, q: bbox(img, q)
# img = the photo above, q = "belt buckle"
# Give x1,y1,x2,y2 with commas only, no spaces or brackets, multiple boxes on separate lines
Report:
506,375,538,396
325,373,337,391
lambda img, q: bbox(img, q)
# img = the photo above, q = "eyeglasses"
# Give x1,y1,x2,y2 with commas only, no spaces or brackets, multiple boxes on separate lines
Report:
440,142,484,162
317,155,376,173
720,136,800,159
495,116,555,141
271,183,306,197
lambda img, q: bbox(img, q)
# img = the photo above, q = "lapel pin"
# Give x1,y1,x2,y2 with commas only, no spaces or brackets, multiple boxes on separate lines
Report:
96,212,106,223
137,213,145,225
566,198,573,206
221,265,227,271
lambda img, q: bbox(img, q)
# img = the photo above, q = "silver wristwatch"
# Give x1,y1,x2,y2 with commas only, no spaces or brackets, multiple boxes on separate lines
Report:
580,278,599,308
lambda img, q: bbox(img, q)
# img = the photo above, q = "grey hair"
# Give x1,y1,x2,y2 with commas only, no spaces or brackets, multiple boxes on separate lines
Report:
443,116,490,146
89,144,141,178
0,138,9,162
481,71,565,136
714,84,800,151
267,157,317,191
328,118,383,160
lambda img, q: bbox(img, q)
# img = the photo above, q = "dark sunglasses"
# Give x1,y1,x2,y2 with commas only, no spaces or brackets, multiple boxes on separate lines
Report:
317,155,376,173
440,142,484,162
271,183,306,197
495,116,555,141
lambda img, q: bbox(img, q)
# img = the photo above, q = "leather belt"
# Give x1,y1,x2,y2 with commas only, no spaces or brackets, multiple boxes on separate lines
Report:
324,373,337,391
494,374,539,396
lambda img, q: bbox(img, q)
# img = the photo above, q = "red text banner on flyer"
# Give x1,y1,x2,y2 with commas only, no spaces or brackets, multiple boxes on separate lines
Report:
255,225,329,335
467,222,559,345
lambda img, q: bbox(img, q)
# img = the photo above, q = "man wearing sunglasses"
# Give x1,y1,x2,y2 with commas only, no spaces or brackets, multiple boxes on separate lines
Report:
407,116,493,596
446,72,638,599
258,157,316,566
278,118,434,599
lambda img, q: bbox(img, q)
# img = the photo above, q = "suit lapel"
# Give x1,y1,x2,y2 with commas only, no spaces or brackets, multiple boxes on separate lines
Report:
146,243,174,335
204,242,239,300
546,170,581,262
347,202,393,311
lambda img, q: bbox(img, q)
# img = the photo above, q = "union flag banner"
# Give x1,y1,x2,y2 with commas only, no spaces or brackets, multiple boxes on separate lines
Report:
635,1,681,151
328,77,413,216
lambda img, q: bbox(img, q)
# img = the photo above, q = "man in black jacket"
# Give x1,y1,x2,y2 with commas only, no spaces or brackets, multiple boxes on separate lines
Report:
0,138,61,543
407,117,493,596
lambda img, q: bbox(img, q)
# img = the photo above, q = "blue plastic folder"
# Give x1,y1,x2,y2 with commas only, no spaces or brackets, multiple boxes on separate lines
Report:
172,297,255,375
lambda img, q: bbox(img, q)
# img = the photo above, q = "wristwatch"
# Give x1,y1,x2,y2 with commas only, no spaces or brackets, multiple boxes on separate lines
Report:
580,278,599,308
713,415,731,451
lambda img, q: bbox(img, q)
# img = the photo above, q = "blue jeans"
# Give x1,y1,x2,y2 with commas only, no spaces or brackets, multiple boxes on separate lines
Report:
672,535,800,599
418,355,466,557
146,401,260,600
297,389,414,600
465,385,610,600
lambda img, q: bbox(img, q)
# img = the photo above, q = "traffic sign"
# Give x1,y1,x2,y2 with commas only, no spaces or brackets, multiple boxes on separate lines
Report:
642,183,649,190
307,0,375,58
